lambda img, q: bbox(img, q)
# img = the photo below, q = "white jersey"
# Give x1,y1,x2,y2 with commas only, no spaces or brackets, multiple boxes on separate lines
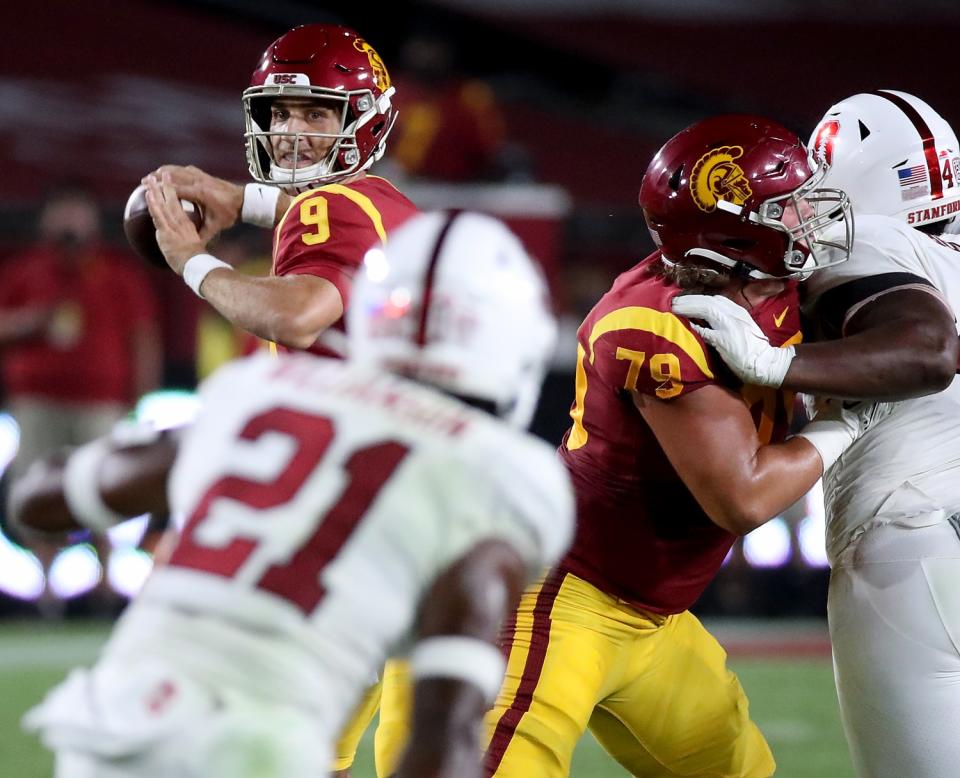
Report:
96,354,573,742
804,214,960,562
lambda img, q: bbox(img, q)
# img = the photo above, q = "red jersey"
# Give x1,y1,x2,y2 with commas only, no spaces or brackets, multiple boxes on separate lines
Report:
558,253,802,615
0,243,158,404
271,175,418,358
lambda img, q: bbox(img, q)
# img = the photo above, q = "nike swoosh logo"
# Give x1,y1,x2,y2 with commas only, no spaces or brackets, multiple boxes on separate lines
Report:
774,306,789,327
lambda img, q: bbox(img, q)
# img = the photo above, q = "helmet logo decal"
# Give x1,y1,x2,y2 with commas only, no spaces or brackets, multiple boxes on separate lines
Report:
812,120,840,166
690,146,752,213
268,73,310,86
353,38,391,91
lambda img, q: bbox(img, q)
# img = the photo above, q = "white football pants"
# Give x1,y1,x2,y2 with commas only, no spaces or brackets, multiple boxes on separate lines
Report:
828,516,960,778
25,660,329,778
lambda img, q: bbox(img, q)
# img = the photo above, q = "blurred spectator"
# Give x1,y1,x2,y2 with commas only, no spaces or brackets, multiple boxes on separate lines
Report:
195,225,272,381
0,184,161,613
386,30,513,182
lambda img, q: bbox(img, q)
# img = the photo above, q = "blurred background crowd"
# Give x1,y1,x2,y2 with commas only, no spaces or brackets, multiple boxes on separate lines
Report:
1,0,958,620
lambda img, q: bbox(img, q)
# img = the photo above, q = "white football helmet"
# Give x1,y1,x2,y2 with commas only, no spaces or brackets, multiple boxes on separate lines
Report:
348,211,557,429
809,90,960,228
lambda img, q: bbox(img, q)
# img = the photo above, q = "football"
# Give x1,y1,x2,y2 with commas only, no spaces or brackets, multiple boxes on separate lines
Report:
123,184,203,268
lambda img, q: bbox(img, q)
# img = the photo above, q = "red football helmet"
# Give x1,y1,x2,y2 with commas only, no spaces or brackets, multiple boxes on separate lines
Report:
243,24,397,191
639,115,853,279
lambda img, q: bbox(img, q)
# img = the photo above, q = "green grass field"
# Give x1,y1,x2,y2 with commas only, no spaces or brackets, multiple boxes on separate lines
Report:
0,621,853,777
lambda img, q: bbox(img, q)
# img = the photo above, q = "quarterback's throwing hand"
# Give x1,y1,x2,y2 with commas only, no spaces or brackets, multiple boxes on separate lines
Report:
143,174,206,275
671,294,795,387
143,165,243,243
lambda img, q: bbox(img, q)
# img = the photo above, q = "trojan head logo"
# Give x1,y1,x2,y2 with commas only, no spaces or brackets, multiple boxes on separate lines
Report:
690,146,753,213
811,120,840,166
353,38,391,92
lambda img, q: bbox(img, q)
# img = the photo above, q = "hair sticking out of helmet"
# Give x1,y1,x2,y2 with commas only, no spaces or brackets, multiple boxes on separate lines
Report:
639,115,854,284
809,90,960,231
347,211,557,429
243,24,398,193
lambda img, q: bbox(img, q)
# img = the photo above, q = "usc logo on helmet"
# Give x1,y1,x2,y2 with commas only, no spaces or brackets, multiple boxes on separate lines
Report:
353,38,391,91
690,145,753,213
811,120,840,166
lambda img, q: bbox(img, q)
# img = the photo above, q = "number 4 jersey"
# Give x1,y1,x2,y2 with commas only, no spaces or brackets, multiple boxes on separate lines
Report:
95,354,574,743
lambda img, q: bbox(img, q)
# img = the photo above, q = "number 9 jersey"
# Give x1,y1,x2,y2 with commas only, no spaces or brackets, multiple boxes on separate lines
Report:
272,176,417,358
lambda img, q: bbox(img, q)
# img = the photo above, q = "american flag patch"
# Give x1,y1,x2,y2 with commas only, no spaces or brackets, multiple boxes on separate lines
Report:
897,165,927,187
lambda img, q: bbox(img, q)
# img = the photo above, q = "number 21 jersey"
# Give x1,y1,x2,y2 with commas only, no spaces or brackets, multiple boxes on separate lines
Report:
102,353,574,742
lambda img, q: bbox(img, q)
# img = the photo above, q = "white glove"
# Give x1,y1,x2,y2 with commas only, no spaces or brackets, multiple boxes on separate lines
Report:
797,399,896,472
671,294,795,387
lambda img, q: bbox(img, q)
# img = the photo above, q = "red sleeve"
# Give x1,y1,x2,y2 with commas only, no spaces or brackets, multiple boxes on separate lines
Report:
272,188,386,309
585,309,718,401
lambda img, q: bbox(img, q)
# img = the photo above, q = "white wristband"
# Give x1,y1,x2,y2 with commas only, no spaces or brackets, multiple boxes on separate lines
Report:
183,253,231,298
795,420,855,473
241,183,281,228
63,439,126,533
410,636,507,704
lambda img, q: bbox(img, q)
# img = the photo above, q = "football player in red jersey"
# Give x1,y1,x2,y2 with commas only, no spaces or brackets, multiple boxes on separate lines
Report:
144,24,417,359
140,24,417,776
480,116,886,778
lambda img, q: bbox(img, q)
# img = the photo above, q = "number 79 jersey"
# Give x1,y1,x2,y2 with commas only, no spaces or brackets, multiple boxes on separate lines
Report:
559,253,801,615
105,354,574,733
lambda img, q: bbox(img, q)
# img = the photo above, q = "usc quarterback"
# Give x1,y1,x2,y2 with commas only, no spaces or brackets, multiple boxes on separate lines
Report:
144,24,416,359
482,116,883,777
142,23,417,777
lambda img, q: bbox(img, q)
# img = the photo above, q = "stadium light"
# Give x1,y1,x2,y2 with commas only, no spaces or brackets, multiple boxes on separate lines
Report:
743,517,792,567
0,412,20,478
47,544,102,599
0,533,44,600
108,547,154,599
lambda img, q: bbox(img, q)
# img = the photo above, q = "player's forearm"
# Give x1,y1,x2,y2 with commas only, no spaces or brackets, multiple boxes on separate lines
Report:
11,431,177,537
396,679,485,778
196,270,342,349
704,438,823,536
784,322,957,400
8,459,77,536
